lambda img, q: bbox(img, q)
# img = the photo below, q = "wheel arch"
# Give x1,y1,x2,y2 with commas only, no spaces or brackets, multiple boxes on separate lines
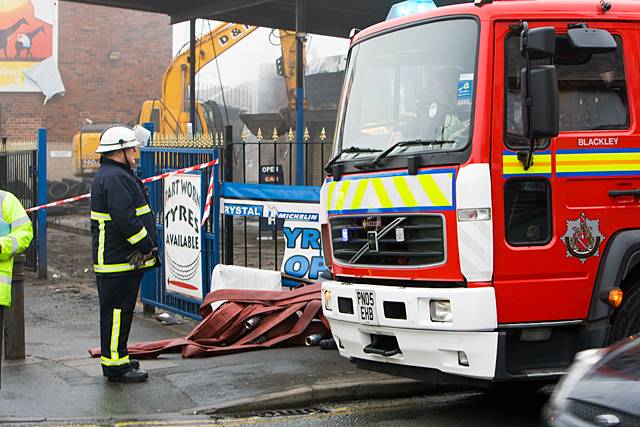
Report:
588,229,640,323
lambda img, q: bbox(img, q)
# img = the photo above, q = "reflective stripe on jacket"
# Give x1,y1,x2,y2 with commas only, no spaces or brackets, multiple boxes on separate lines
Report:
0,190,34,307
90,157,158,276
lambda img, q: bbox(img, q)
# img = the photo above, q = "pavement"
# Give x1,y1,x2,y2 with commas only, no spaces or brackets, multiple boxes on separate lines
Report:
0,267,434,424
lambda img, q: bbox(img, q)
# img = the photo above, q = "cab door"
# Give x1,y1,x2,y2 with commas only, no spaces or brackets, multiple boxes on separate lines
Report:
491,21,639,324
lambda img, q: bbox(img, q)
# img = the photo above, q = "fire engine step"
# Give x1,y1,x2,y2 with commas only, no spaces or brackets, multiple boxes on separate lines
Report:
522,368,566,378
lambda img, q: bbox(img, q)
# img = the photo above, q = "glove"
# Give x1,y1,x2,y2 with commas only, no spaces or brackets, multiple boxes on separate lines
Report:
143,247,158,261
128,248,157,268
127,251,145,268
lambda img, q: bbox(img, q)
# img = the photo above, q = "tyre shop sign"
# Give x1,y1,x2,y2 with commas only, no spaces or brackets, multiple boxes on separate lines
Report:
164,174,203,299
281,221,327,283
221,196,327,282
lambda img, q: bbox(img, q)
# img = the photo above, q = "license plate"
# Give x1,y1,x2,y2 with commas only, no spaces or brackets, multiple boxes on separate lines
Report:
356,290,378,325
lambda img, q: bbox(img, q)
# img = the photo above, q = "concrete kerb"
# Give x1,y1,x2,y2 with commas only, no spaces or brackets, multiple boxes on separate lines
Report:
187,377,436,415
0,377,435,425
0,414,214,426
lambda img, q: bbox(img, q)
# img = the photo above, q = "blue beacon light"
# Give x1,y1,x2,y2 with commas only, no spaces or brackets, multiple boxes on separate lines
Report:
386,0,437,20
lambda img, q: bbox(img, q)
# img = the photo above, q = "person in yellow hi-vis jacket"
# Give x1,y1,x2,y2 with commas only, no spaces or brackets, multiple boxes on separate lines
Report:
0,189,33,308
0,188,33,385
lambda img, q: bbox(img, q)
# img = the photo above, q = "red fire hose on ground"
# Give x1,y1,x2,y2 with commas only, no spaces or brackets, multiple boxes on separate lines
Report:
89,283,329,359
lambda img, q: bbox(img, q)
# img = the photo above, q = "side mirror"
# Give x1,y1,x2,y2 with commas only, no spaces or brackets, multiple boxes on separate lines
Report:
567,27,617,53
521,65,559,139
521,26,556,59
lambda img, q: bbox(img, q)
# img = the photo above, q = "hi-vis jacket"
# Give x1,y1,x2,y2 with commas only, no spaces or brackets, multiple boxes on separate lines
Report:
90,157,158,276
0,190,33,307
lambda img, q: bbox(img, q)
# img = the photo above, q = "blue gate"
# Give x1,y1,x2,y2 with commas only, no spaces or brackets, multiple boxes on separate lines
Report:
139,137,220,319
138,127,330,319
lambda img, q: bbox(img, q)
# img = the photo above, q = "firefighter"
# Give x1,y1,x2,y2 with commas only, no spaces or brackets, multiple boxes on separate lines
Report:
91,124,157,383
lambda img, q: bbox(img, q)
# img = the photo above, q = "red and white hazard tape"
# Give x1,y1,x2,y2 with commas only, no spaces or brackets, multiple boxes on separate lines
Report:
26,158,218,213
200,172,215,226
139,158,218,185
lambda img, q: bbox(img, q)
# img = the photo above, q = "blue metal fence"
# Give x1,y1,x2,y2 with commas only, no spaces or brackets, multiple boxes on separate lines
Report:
139,140,220,319
0,133,42,274
138,127,330,319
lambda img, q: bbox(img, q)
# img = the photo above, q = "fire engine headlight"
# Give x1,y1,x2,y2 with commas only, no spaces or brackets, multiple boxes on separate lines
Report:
430,300,452,322
457,208,491,222
323,290,333,311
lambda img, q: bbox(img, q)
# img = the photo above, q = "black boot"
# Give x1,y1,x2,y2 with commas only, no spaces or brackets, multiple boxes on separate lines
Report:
108,369,148,383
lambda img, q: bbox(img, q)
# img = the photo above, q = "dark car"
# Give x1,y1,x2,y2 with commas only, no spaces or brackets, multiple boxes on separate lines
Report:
544,335,640,427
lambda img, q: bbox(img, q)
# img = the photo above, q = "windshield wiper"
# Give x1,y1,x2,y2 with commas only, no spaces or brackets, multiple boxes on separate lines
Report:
356,139,454,170
324,146,382,173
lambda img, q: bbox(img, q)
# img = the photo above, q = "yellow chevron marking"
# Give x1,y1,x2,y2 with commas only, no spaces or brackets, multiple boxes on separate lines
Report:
392,176,418,207
334,181,351,211
417,174,448,206
351,179,369,210
371,178,392,208
327,181,336,210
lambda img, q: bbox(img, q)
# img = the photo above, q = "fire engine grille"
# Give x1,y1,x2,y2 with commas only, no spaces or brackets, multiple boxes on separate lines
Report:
330,215,445,267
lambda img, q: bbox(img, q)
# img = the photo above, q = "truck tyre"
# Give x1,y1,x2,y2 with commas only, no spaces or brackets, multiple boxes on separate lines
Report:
49,182,70,200
609,282,640,343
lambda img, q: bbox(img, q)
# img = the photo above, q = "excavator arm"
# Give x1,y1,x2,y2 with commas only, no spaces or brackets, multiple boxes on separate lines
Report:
143,22,306,138
156,22,258,136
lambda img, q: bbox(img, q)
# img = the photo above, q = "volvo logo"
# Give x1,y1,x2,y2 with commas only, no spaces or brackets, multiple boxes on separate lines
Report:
362,216,382,231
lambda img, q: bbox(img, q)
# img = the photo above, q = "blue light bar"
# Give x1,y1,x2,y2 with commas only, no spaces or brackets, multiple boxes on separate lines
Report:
386,0,437,20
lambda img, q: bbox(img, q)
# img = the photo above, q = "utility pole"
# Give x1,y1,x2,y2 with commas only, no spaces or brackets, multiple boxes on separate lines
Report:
295,0,306,185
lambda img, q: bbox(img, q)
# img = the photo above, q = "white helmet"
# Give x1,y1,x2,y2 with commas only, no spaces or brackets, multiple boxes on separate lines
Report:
96,125,140,154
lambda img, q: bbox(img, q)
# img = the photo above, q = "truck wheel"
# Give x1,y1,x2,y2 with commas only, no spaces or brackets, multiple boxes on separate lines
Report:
609,282,640,343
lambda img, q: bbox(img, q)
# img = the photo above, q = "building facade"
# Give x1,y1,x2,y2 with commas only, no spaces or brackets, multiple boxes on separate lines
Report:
0,2,171,142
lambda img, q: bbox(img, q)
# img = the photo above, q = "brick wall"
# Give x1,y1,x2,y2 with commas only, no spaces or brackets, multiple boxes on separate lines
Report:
0,2,171,142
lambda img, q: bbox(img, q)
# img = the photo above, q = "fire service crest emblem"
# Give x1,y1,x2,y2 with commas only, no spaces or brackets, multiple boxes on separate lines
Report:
561,213,604,263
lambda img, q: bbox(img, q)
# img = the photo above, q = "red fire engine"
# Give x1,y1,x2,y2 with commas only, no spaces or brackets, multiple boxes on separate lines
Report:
320,0,640,386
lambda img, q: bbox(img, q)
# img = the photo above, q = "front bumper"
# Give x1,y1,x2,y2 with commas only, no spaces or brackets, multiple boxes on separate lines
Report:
322,280,499,380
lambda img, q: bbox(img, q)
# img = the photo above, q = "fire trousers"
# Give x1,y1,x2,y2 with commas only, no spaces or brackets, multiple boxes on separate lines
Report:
97,272,143,376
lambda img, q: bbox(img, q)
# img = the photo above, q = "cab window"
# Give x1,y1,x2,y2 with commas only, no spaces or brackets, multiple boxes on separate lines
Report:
505,33,628,148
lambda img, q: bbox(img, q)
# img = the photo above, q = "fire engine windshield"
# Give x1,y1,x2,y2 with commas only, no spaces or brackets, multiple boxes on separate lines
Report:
335,18,478,162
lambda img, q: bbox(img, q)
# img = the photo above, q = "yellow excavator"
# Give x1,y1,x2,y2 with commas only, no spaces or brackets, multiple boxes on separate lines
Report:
72,22,302,176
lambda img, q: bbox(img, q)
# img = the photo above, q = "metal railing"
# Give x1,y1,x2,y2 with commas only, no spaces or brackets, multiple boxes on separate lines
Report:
138,126,331,318
219,126,331,271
